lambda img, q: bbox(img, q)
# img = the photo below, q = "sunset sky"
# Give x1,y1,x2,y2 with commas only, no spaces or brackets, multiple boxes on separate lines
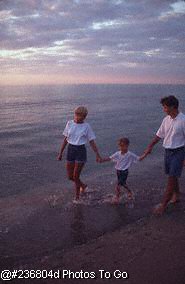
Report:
0,0,185,85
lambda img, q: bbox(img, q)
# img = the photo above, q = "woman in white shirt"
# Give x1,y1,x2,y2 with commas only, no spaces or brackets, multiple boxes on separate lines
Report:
57,106,101,202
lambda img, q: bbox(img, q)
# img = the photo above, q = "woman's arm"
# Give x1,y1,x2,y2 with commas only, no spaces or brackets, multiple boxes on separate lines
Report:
57,137,68,160
89,140,102,162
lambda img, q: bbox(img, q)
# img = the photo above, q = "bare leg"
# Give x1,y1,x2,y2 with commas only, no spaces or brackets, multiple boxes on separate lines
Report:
73,162,85,200
112,185,121,204
66,161,87,190
153,176,177,215
116,184,121,201
170,178,180,203
66,161,75,181
123,184,133,199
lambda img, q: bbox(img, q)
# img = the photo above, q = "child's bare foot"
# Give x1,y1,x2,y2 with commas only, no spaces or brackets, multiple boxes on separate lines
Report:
73,199,84,205
153,203,165,215
127,192,133,200
111,196,120,204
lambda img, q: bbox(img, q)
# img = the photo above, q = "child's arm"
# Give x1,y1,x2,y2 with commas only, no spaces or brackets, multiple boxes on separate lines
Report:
100,157,111,163
57,137,68,160
100,152,118,163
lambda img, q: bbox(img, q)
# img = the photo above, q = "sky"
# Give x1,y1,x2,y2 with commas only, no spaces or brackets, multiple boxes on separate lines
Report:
0,0,185,85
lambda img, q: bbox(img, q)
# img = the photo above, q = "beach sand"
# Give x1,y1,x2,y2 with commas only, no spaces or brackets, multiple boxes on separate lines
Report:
1,194,185,284
59,210,185,284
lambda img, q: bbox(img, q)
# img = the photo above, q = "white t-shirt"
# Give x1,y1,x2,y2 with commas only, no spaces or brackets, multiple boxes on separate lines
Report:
156,112,185,149
63,120,96,145
110,150,139,171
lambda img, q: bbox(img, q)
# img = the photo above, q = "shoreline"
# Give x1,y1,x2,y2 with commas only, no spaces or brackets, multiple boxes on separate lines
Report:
1,173,185,284
1,196,185,284
0,190,154,268
53,200,185,284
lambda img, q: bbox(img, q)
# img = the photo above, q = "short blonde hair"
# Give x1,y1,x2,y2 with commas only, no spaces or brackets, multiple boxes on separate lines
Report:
74,106,88,117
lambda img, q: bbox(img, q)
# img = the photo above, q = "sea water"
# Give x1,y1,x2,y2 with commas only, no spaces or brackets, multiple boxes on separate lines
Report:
1,84,185,260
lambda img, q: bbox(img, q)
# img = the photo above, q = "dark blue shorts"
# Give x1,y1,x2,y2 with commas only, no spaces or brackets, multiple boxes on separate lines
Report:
164,146,185,177
66,144,87,163
116,169,128,186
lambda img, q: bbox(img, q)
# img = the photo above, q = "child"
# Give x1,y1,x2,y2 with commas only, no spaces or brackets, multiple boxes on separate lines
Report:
57,106,101,203
100,137,146,204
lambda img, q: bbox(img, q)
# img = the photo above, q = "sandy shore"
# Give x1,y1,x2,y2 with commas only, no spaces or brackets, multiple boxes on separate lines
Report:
2,196,185,284
56,203,185,284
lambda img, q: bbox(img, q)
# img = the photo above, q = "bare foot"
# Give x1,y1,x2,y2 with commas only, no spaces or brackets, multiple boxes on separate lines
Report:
80,184,88,194
111,197,120,204
153,204,165,215
73,199,84,205
127,192,133,200
169,193,180,204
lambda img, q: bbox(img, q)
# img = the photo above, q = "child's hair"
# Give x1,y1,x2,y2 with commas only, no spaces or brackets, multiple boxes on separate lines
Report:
160,96,179,109
74,106,88,117
118,137,130,146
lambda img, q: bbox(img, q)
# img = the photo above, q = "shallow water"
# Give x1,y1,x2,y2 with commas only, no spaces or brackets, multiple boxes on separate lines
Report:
1,84,185,264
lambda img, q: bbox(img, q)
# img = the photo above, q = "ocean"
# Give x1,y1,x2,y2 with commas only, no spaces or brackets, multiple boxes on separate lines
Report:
1,84,185,264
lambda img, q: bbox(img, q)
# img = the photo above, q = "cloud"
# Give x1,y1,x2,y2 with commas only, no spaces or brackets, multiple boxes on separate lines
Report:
0,0,185,84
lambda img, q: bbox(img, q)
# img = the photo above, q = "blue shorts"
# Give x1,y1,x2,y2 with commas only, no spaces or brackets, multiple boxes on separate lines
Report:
164,146,185,177
116,169,128,186
66,144,87,163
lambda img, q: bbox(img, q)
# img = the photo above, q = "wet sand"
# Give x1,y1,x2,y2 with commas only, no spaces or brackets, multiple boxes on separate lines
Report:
1,193,185,284
58,205,185,284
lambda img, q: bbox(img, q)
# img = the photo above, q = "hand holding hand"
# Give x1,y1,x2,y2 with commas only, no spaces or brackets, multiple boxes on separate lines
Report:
139,154,146,161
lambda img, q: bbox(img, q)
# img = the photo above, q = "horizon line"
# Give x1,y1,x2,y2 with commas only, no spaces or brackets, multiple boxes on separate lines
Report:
1,82,185,87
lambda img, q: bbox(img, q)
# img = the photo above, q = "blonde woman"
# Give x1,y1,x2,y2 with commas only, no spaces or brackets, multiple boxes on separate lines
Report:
58,106,101,202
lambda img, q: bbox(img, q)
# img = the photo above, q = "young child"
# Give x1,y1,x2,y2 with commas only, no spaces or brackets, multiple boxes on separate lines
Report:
57,106,101,203
100,137,146,204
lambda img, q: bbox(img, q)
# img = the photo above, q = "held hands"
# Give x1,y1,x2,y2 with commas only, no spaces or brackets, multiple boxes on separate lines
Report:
139,151,148,161
96,154,109,163
139,154,146,161
139,146,153,161
96,156,110,163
